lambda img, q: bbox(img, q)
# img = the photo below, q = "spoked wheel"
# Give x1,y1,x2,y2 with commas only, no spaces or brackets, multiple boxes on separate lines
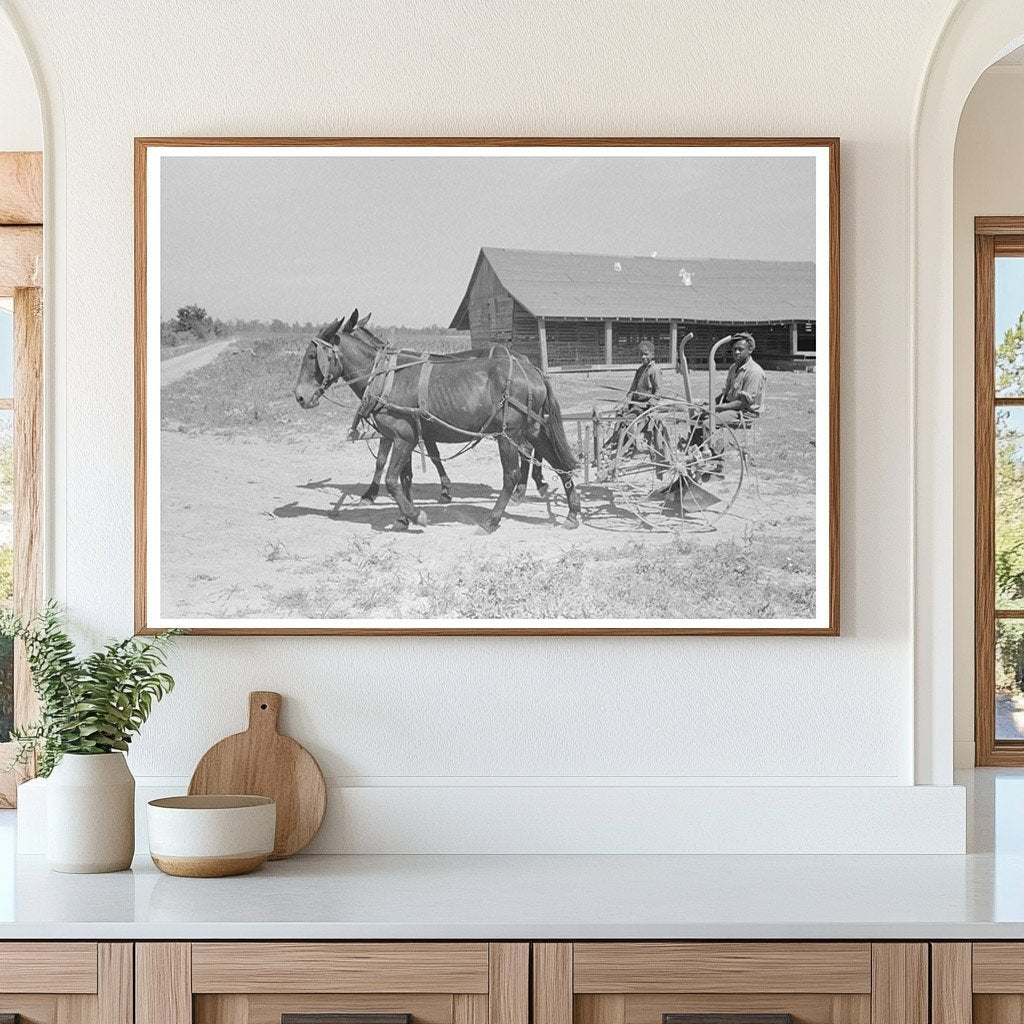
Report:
606,404,745,531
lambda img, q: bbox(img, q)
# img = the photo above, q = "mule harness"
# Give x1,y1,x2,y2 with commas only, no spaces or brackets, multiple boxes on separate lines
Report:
309,337,550,466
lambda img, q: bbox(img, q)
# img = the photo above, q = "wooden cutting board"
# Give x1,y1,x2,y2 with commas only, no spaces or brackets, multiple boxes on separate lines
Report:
188,691,326,859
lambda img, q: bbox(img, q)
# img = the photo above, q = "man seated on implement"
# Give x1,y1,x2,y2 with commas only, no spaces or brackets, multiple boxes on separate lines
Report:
712,332,765,426
606,339,662,453
686,332,766,473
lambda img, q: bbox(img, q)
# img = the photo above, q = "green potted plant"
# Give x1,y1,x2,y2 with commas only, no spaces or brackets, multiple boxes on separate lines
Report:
2,603,178,873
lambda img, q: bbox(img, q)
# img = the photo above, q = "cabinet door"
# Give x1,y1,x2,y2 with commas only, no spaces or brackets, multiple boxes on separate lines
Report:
137,943,528,1024
0,943,131,1024
534,944,927,1024
941,943,1024,1024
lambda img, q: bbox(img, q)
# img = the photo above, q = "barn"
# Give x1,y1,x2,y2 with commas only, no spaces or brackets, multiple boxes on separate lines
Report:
449,247,817,372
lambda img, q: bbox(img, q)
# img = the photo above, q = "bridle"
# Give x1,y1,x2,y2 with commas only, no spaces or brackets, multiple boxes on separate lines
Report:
308,335,349,401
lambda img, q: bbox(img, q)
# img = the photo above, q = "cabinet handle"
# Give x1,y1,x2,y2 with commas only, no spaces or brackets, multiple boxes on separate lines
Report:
283,1015,411,1024
664,1016,794,1024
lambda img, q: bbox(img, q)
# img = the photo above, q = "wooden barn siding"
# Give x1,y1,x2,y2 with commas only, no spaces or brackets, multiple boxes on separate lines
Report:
545,320,604,366
682,321,804,369
466,258,515,348
538,319,811,369
611,321,672,365
510,302,543,363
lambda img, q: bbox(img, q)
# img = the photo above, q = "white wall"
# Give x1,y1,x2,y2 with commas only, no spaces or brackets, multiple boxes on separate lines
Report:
0,11,39,151
952,65,1024,767
1,0,973,852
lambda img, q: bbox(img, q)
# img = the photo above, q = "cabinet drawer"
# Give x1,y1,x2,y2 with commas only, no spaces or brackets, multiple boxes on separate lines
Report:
534,944,925,1024
139,943,528,1024
0,942,99,994
191,944,490,994
571,944,872,994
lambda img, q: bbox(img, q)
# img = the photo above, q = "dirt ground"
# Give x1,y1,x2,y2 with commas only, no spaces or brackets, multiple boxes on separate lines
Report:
156,336,819,622
158,425,816,622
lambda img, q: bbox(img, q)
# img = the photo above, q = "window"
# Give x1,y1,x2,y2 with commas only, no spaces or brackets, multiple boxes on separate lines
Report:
792,322,817,356
0,306,11,745
975,220,1024,764
0,153,43,806
0,291,42,805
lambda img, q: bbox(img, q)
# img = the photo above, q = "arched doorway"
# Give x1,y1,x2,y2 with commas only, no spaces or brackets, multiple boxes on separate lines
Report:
913,1,1024,785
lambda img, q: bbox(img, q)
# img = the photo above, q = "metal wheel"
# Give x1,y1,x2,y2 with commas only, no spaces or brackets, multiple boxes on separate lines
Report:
605,402,745,531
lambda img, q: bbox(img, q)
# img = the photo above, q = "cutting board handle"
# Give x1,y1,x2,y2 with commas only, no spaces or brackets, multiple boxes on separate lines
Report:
248,691,282,734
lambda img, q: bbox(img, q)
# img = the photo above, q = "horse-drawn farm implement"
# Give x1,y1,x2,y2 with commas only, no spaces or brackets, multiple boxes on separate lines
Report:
568,334,755,532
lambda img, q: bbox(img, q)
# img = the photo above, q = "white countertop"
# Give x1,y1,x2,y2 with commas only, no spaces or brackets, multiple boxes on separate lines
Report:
1,769,1021,941
0,849,1022,940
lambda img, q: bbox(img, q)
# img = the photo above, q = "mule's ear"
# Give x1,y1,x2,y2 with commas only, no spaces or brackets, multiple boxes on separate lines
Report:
342,308,359,334
317,318,343,341
357,312,371,328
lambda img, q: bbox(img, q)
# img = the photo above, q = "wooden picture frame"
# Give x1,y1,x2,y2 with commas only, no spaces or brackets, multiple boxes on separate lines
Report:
135,137,839,636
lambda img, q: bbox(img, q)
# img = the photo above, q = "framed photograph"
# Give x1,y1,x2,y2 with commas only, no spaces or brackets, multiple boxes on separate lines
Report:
135,137,839,636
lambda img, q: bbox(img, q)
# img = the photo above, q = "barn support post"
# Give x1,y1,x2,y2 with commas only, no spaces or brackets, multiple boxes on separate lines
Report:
669,319,679,367
537,316,548,372
604,320,613,365
789,320,799,355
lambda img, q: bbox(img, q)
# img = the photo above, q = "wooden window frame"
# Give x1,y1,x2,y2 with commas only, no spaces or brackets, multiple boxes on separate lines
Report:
975,217,1024,764
0,151,43,806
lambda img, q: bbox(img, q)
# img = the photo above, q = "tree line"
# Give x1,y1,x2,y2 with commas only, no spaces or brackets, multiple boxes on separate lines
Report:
161,305,462,348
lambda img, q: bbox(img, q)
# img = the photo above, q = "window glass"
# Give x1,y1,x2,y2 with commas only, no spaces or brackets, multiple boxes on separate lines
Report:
996,257,1024,397
997,620,1024,740
997,407,1024,610
0,408,11,742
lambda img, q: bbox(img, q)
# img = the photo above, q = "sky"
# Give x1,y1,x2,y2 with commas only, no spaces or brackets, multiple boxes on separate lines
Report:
0,310,13,395
159,151,817,327
997,257,1024,341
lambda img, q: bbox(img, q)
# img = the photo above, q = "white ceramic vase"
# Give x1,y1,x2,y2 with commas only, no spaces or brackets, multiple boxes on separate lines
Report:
46,752,135,873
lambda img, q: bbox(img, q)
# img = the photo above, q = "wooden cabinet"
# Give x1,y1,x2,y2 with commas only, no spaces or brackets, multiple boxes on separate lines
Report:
0,943,132,1024
0,937,970,1024
932,943,1024,1024
532,944,928,1024
136,944,528,1024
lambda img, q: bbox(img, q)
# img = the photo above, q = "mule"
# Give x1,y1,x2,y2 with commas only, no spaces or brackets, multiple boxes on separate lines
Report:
295,309,579,532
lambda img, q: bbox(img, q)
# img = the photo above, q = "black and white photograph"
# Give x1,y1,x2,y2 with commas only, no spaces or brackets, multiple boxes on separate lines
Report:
136,139,838,634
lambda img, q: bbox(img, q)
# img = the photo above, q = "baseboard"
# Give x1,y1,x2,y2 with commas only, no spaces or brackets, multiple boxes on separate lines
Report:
17,778,967,856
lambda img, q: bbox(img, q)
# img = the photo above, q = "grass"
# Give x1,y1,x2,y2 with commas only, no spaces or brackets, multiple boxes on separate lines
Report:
229,528,815,621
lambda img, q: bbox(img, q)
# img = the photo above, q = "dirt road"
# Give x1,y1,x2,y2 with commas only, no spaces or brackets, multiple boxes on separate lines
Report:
162,339,234,383
157,428,815,622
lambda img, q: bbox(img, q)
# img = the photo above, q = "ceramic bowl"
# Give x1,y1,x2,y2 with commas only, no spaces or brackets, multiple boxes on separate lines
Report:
147,795,276,877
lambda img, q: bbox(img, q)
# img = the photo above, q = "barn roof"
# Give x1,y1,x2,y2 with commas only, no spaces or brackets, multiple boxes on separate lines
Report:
449,247,816,328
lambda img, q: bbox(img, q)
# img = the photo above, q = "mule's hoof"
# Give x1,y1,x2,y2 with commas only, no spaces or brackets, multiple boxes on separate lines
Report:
510,487,525,505
536,484,550,498
413,511,429,527
564,517,581,531
480,518,501,535
438,493,452,505
359,497,375,507
393,518,410,532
